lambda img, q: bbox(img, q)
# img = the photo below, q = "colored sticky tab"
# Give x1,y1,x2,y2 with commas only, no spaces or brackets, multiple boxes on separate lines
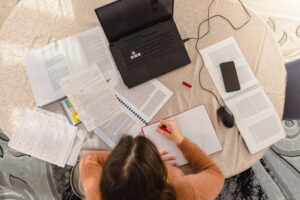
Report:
72,112,78,119
72,112,80,124
64,100,71,108
67,99,73,108
74,118,81,124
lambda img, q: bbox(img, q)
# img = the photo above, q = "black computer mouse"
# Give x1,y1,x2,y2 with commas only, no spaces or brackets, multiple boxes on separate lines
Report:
217,106,235,128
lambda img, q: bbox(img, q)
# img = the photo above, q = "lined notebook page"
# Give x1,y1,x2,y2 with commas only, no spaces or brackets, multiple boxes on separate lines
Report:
142,105,222,166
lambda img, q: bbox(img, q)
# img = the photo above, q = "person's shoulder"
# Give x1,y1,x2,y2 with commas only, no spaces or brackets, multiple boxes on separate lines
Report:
80,151,111,167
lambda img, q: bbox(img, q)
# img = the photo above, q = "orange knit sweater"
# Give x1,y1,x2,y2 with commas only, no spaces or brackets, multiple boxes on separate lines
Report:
79,138,224,200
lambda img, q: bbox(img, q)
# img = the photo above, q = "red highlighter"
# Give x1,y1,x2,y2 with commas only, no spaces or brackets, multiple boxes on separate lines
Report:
182,81,192,88
159,125,172,134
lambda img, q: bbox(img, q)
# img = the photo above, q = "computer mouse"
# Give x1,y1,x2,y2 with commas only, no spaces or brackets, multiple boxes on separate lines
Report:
217,106,235,128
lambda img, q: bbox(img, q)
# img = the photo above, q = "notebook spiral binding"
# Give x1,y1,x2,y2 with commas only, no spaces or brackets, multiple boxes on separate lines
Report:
224,83,261,101
116,96,148,125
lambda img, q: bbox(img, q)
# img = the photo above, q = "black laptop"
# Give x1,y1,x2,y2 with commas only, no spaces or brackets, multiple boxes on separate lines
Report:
95,0,191,88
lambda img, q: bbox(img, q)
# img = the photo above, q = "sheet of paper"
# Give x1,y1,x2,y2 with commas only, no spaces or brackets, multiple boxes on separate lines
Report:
8,108,77,167
65,124,87,166
35,107,87,166
33,107,69,123
24,41,70,106
200,37,286,154
60,65,123,132
94,109,144,148
63,26,119,80
109,75,173,123
143,105,222,166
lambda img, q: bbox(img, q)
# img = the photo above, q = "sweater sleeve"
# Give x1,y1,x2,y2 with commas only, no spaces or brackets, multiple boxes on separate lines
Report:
79,151,111,200
177,138,224,199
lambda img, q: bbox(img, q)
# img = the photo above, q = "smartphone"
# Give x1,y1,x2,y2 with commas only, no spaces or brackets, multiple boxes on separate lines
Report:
220,61,241,92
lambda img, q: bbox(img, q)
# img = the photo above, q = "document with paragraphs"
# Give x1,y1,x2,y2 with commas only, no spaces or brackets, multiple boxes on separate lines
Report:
109,75,173,124
24,26,118,106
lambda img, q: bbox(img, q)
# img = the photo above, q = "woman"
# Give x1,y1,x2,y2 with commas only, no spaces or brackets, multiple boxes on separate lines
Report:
80,120,224,200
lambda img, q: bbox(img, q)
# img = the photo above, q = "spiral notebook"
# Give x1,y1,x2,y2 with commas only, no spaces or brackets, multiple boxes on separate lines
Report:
200,37,286,154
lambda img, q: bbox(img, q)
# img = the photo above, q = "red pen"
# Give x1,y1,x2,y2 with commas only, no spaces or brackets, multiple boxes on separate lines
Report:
159,125,172,134
182,81,192,88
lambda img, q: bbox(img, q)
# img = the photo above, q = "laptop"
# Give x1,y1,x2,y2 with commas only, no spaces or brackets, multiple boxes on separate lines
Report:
95,0,191,88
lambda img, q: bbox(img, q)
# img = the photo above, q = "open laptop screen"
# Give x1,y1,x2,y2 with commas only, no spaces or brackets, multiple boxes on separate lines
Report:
95,0,173,43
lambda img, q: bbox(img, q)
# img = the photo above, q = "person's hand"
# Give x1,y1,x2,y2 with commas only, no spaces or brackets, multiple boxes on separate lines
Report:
160,151,177,166
156,120,184,145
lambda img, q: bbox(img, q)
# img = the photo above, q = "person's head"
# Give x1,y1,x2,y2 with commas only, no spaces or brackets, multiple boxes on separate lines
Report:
100,135,176,200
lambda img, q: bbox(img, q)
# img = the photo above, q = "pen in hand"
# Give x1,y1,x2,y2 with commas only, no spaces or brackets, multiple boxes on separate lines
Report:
159,125,172,134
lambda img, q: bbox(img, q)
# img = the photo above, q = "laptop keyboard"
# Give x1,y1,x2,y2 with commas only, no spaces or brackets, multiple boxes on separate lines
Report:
122,32,177,68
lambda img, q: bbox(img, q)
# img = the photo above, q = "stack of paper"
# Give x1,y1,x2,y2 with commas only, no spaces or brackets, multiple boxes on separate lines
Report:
60,66,173,148
8,108,87,167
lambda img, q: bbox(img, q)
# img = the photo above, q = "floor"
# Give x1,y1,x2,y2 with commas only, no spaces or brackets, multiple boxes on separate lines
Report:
0,0,299,199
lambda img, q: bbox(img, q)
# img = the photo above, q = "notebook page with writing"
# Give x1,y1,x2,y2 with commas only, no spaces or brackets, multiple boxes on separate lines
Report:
60,65,123,131
142,105,222,166
8,108,77,167
33,107,87,166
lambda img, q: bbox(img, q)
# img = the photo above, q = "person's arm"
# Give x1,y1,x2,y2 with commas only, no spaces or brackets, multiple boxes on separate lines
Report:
157,120,224,199
177,137,224,199
79,151,110,200
177,137,222,173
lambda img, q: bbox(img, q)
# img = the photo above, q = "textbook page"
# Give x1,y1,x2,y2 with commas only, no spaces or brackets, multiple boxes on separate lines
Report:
109,75,173,123
62,26,118,80
24,41,70,106
60,65,123,132
142,105,222,166
94,109,144,148
199,37,285,154
8,108,77,167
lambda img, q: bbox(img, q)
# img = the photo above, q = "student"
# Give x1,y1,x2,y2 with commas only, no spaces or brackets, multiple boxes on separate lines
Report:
80,120,224,200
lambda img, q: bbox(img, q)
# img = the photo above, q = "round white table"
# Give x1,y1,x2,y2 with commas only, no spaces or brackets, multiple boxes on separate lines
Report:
0,0,286,178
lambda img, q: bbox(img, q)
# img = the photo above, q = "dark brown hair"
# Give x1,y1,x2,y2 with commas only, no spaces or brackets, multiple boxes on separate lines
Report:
100,135,176,200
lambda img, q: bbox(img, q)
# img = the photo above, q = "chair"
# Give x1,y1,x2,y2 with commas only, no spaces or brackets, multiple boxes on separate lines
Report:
283,59,300,120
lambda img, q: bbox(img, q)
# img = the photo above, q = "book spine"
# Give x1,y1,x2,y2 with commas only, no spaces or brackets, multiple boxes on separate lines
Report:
115,95,148,125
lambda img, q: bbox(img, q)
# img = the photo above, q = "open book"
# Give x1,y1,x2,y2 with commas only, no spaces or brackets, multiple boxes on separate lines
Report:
142,105,222,166
200,37,286,154
24,26,118,106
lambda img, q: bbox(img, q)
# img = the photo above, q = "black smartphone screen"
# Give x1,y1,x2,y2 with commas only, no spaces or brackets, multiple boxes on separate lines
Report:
220,61,241,92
